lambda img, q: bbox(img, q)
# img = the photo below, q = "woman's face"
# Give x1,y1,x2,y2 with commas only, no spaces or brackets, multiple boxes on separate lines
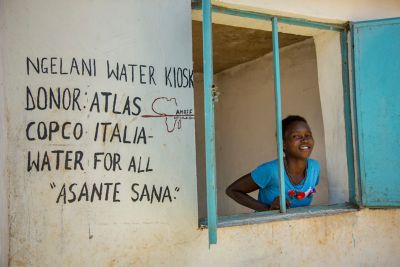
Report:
283,121,314,159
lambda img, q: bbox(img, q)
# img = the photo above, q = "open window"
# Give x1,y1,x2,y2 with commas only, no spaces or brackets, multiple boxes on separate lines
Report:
193,22,336,211
192,1,400,245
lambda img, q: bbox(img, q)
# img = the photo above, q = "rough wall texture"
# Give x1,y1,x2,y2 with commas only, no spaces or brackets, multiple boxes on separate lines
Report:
3,0,198,266
0,0,9,266
198,209,400,267
314,31,349,204
2,0,400,266
215,0,400,21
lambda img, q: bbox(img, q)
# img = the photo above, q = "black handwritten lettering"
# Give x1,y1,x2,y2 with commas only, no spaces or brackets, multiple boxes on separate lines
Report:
149,65,156,85
112,94,121,114
130,183,172,203
56,182,121,204
93,123,147,144
26,57,96,76
78,182,88,201
164,66,193,88
23,56,186,207
68,183,77,203
106,60,156,85
25,86,81,111
93,152,122,171
27,150,84,172
26,121,83,141
26,57,40,75
89,92,141,116
127,156,152,173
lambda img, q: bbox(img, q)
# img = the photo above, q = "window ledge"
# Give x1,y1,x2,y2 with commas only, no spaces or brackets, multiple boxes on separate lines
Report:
199,203,359,229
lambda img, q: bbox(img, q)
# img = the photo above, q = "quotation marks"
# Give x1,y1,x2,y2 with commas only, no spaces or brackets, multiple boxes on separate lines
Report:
174,187,180,199
50,182,56,189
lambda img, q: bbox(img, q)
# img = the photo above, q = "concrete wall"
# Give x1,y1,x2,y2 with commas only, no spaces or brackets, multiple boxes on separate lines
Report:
314,31,349,204
214,0,400,21
1,0,400,266
195,39,330,217
0,1,9,266
1,0,198,265
194,209,400,267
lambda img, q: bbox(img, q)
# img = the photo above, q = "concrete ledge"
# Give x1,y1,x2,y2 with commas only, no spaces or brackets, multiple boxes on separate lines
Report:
199,203,359,229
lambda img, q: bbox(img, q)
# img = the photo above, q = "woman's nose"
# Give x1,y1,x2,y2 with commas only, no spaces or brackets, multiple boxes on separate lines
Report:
300,137,309,143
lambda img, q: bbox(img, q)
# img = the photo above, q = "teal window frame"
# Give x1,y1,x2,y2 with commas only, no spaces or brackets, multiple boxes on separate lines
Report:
194,1,357,245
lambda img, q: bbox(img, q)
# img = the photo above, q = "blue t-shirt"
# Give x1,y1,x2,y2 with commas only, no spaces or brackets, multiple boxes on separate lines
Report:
251,158,320,208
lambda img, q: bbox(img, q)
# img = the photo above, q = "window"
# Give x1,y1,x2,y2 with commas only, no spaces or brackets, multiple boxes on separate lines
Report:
192,1,400,245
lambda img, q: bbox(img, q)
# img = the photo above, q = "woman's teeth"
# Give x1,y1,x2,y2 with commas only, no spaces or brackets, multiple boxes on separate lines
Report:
299,145,310,150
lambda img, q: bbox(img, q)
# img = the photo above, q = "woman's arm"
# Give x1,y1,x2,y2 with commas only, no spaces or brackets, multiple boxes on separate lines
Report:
225,173,270,212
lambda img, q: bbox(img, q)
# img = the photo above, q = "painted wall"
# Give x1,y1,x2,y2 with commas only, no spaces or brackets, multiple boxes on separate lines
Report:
314,31,349,204
214,0,400,22
193,209,400,267
0,1,9,266
1,0,400,266
195,39,330,217
1,0,198,265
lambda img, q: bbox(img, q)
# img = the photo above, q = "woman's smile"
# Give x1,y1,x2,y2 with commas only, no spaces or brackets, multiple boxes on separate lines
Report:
283,121,314,159
299,145,311,150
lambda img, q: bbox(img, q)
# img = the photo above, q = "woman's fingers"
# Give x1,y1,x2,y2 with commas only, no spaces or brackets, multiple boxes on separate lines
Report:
270,197,291,210
286,199,291,208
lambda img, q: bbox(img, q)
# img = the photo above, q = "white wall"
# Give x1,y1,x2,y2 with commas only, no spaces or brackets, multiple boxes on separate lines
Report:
214,0,400,22
314,31,349,203
1,0,400,266
0,1,9,266
2,0,198,265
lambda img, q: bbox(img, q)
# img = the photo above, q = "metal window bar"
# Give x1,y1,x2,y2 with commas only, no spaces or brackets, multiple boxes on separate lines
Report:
271,17,286,213
202,0,218,245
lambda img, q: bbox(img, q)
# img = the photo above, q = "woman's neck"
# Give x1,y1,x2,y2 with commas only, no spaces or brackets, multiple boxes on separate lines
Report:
284,157,308,185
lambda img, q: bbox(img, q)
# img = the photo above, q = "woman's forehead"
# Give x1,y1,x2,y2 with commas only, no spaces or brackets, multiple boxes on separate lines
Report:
286,121,311,133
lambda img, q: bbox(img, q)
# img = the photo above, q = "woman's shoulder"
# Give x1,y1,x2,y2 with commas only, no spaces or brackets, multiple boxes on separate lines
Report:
307,158,320,171
252,159,278,174
257,159,278,168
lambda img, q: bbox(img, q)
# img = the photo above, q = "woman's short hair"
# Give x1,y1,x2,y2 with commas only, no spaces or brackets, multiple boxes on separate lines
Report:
282,115,308,137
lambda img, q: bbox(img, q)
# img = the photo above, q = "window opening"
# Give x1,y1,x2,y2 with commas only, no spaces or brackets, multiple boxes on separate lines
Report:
193,2,354,246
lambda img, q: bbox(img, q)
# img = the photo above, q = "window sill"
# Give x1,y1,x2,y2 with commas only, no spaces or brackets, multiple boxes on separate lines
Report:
199,203,359,229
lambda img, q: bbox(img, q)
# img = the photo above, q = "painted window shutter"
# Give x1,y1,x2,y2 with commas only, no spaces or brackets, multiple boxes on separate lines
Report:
352,18,400,207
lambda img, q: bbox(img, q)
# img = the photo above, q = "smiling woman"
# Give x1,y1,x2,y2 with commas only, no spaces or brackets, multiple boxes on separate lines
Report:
226,115,320,211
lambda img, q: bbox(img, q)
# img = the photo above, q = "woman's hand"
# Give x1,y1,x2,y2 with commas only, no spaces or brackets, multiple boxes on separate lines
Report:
269,197,291,210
